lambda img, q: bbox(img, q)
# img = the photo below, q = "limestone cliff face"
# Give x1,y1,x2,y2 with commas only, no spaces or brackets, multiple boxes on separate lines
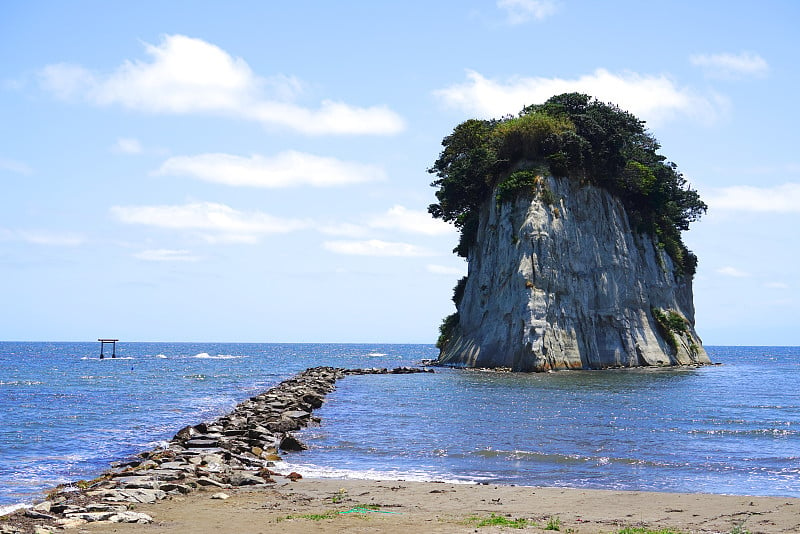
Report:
438,175,709,371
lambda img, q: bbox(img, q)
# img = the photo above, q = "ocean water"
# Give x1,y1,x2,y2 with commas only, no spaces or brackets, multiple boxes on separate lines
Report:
0,343,798,510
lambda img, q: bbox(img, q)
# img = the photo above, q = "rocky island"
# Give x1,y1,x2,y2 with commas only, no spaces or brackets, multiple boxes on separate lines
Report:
429,93,711,371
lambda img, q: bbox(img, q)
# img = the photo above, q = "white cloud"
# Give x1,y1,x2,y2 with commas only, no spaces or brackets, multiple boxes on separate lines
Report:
134,249,200,262
112,137,143,154
765,282,790,289
155,151,386,188
434,68,726,125
716,266,750,278
497,0,558,24
323,239,436,257
38,63,95,100
39,34,405,136
0,157,33,175
318,205,456,240
319,222,371,238
427,264,467,276
249,100,405,135
706,183,800,213
368,205,456,235
0,228,84,246
111,201,309,243
690,51,769,79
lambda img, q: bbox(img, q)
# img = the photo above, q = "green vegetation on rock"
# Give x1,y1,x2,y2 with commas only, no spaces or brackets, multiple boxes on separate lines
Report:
428,93,706,277
651,307,689,353
436,312,460,350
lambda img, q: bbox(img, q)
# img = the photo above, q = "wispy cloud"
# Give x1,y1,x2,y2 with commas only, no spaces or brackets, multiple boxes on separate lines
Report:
0,228,84,246
38,34,405,136
133,249,200,262
0,157,33,175
110,201,309,243
764,281,790,289
155,151,386,188
497,0,558,24
706,183,800,213
716,266,750,278
112,137,143,154
434,68,727,126
319,222,371,238
690,51,769,79
323,239,436,257
427,264,467,276
367,206,455,236
318,205,456,239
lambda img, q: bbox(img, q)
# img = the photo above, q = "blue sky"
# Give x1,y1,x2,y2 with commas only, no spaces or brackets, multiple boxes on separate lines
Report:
1,1,798,345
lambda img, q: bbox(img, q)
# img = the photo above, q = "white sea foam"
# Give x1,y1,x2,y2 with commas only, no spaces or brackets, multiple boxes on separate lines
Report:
366,352,388,357
274,461,483,485
0,503,28,517
155,354,167,359
194,353,243,359
0,380,43,386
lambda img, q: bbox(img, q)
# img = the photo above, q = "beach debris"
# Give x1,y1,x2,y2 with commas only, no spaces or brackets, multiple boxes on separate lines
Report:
210,493,230,500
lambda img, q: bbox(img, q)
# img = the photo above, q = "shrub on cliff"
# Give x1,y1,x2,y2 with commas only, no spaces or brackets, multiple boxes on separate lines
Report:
428,93,706,277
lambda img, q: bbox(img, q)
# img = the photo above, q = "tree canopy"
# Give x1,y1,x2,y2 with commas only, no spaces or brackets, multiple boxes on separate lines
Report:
428,93,706,276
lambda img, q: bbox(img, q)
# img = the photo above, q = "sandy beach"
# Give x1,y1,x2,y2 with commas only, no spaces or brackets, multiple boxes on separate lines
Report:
75,477,799,534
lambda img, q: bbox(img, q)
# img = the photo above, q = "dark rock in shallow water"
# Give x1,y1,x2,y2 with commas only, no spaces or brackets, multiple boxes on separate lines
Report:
279,434,307,452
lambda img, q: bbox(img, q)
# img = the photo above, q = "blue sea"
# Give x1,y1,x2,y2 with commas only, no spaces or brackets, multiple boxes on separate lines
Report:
1,343,798,512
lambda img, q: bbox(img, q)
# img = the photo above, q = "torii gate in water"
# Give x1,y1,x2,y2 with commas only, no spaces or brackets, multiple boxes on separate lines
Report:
98,339,118,359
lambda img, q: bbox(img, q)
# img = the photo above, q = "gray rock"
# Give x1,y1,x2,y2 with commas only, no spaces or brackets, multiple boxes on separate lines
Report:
147,469,186,481
31,501,52,513
86,503,126,512
228,471,265,486
196,477,228,488
115,476,159,489
157,461,193,470
64,511,116,522
160,483,193,494
55,518,87,529
102,488,167,503
282,409,310,419
109,511,153,523
24,509,56,520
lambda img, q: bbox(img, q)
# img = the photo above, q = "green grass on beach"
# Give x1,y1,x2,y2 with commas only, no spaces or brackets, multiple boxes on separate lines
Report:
467,513,533,528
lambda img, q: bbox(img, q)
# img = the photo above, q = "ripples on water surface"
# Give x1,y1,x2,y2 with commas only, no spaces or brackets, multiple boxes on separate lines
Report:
1,343,798,507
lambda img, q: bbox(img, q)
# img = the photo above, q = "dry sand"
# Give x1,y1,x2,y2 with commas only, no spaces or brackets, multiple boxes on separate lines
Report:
80,477,800,533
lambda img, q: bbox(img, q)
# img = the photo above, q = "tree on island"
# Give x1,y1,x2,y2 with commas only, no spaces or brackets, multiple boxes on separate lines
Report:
428,92,707,276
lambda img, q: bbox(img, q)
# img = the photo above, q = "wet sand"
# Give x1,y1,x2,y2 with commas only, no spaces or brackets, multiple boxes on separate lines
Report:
81,477,800,533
